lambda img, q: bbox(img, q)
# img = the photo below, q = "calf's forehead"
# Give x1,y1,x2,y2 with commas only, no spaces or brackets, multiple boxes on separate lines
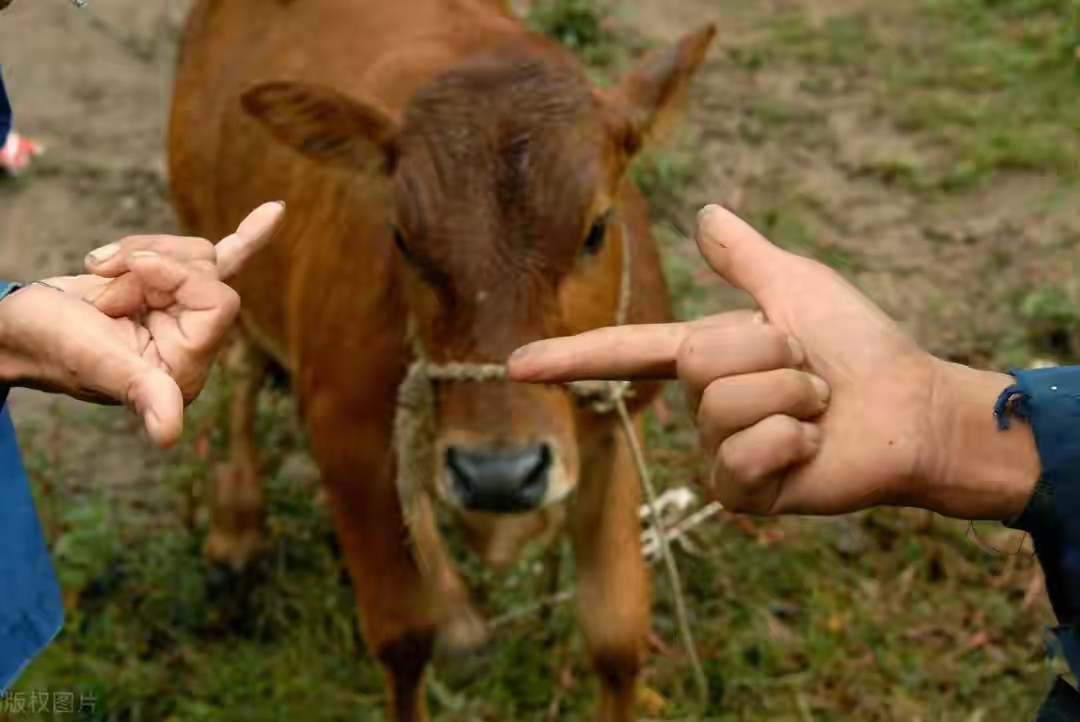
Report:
396,56,615,242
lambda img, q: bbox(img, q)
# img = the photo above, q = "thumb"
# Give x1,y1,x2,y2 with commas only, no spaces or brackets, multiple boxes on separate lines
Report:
124,364,185,448
214,201,286,280
694,204,798,302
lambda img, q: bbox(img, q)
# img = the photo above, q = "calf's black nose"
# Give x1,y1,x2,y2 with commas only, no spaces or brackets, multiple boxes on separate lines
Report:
445,443,552,513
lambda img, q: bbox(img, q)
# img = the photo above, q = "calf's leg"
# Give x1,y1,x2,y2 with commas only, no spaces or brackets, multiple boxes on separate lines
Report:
411,494,488,654
204,335,270,571
311,414,438,722
574,420,649,722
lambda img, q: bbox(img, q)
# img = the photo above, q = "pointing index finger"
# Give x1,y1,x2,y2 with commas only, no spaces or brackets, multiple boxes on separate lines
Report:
508,310,761,383
214,201,287,280
509,323,692,382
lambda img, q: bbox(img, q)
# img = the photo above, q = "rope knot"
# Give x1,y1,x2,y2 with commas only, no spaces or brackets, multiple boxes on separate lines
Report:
567,379,634,414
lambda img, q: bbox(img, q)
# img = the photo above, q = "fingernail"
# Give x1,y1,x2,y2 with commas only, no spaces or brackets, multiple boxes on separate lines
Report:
509,343,536,365
802,422,822,448
696,205,729,250
698,204,722,226
86,242,120,265
274,200,287,211
811,375,831,404
787,336,806,365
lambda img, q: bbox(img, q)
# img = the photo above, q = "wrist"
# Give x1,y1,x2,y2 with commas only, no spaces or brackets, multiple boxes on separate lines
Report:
0,283,41,387
922,361,1040,520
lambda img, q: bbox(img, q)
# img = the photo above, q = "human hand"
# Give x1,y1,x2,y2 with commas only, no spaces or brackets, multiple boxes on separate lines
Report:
0,202,285,447
509,205,1039,520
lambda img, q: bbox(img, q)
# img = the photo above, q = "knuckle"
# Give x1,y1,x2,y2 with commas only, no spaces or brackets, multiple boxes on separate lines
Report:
193,258,220,277
711,453,768,515
219,287,242,317
764,414,805,445
721,417,800,487
154,236,216,262
718,438,765,487
698,376,729,414
193,237,217,259
112,235,152,254
778,368,814,402
763,326,792,361
675,330,704,375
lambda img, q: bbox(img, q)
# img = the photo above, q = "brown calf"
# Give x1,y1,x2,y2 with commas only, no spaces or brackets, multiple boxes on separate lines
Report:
169,1,714,719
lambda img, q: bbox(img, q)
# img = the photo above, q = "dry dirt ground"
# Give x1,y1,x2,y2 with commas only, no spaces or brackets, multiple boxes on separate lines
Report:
0,0,1074,720
0,0,189,497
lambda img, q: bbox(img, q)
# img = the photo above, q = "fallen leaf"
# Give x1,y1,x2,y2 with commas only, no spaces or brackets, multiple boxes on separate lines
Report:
648,629,672,656
637,685,668,716
728,187,745,211
902,624,955,642
768,601,802,621
960,630,990,654
62,588,80,612
1022,571,1045,611
764,611,801,647
733,517,759,537
897,564,917,595
651,397,672,426
196,432,211,460
758,527,786,546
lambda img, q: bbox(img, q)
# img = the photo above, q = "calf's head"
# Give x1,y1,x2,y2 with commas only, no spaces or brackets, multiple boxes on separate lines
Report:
242,26,715,519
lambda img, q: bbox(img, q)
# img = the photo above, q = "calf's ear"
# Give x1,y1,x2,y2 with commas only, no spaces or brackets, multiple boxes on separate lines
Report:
615,24,717,155
241,81,400,175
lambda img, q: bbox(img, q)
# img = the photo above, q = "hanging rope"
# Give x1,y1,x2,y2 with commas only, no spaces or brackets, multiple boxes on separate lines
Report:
393,228,711,713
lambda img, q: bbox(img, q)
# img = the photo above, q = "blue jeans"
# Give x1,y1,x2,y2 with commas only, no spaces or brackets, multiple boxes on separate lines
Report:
0,399,64,692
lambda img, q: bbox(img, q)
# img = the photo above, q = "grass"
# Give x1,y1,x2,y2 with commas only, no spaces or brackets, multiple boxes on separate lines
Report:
12,387,1059,721
6,0,1080,719
767,0,1080,193
1012,264,1080,363
528,0,622,68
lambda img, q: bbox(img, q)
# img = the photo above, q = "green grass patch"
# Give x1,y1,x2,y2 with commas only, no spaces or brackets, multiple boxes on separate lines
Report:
761,0,1080,192
528,0,630,74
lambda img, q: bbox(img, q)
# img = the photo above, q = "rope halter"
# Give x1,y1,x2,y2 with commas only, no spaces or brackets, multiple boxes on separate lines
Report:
393,226,635,543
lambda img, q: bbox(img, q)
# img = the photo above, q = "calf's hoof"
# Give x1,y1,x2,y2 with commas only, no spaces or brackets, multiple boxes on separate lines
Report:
203,527,266,573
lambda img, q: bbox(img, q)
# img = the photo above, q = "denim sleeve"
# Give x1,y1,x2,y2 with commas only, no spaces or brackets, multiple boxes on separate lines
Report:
997,366,1080,720
0,280,65,693
0,66,12,148
0,402,65,694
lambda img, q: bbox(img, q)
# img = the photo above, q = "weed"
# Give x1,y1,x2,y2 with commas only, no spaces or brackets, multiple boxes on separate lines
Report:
528,0,621,68
1017,282,1080,361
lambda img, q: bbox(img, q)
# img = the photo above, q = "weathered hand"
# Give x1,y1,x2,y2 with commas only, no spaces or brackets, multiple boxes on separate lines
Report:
510,205,1039,520
0,202,284,447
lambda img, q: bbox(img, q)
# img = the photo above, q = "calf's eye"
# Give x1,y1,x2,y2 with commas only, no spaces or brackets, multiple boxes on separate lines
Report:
390,224,410,256
582,212,611,257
